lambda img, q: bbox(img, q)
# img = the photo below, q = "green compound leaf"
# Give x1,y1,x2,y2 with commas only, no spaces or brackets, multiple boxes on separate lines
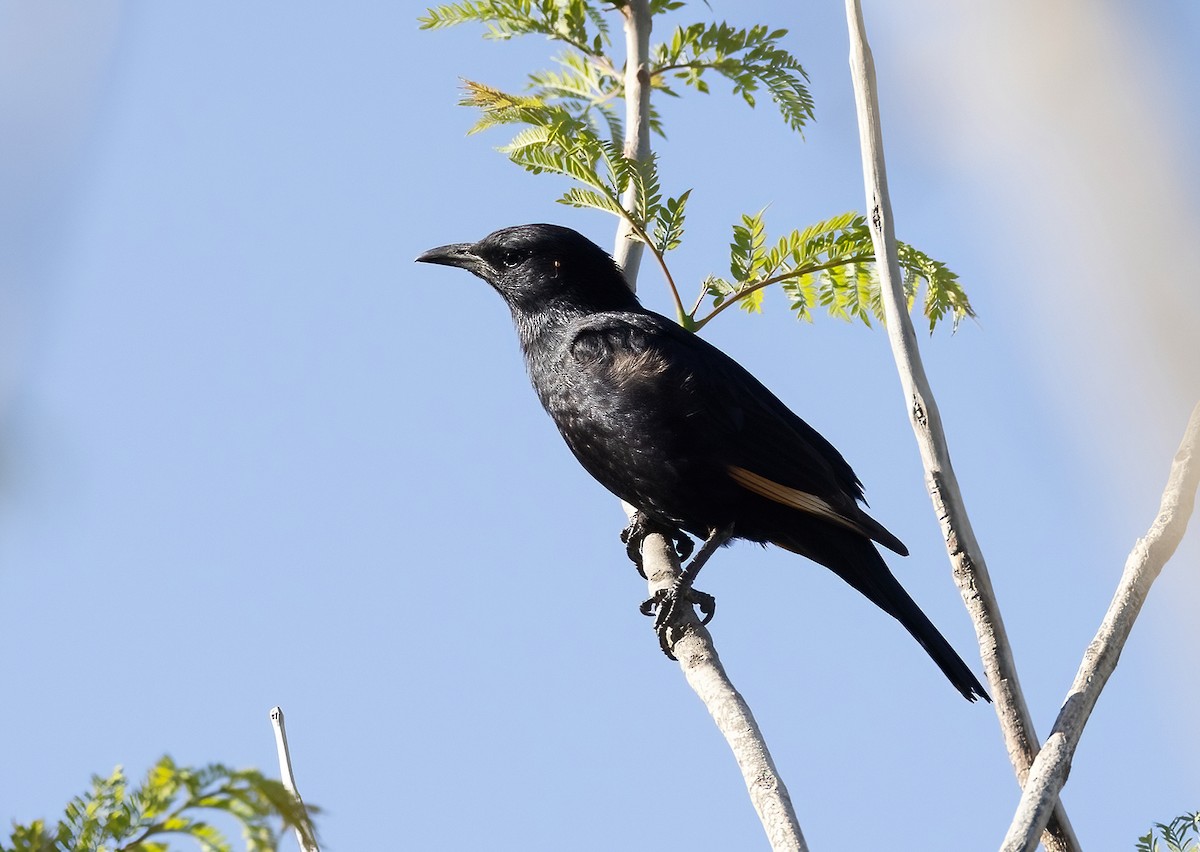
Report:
696,211,973,332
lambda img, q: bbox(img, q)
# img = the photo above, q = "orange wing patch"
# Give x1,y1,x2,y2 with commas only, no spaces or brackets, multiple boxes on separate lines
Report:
727,465,868,536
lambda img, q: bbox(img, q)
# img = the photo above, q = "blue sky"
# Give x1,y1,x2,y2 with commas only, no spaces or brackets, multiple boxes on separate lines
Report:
1,2,1197,849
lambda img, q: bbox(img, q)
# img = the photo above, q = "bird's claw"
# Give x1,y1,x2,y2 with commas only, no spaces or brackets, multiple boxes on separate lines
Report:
639,584,717,659
620,517,647,575
621,514,693,578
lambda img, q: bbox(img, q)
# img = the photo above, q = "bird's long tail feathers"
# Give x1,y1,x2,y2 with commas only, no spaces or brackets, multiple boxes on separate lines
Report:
775,532,990,702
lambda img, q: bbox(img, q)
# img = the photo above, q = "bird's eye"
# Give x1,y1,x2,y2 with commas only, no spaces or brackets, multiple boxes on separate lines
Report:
500,249,527,268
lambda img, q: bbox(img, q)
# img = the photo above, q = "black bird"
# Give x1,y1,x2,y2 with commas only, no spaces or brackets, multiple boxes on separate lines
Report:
417,223,989,702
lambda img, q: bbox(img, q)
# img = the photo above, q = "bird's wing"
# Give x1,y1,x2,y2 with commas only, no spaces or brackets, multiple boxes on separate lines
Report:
568,312,907,555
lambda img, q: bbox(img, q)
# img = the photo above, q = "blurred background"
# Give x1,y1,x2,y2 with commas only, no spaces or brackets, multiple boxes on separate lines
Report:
1,1,1196,849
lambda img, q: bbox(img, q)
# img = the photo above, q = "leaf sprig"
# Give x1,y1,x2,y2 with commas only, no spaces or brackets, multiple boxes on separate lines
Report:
423,0,973,335
651,22,814,134
419,0,611,57
526,51,624,141
698,211,974,333
462,79,695,316
461,80,675,244
2,756,318,852
1137,812,1200,852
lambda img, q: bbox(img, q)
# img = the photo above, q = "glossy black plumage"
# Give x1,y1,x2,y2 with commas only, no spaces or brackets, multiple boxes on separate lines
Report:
417,223,988,702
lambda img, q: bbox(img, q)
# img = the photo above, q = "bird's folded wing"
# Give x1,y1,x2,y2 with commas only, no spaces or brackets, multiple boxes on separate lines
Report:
568,312,907,555
647,317,866,497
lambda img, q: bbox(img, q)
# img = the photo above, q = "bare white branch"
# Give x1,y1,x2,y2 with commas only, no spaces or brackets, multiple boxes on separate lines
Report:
270,705,320,852
612,0,651,284
1000,402,1200,852
633,517,809,852
842,2,1082,849
610,5,805,847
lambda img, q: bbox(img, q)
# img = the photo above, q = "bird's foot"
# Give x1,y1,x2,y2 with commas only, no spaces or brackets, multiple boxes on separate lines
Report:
673,531,695,562
620,513,693,578
639,583,717,660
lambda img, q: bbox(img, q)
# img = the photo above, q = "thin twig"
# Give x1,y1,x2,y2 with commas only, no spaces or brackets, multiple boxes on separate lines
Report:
842,3,1083,850
1000,403,1200,852
618,210,686,322
691,255,876,330
270,706,319,852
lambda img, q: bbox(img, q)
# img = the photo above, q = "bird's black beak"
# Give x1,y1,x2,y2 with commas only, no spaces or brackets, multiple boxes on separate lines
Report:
415,242,479,270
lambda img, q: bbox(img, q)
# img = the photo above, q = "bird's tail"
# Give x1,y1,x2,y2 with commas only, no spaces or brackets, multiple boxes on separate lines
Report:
774,531,990,702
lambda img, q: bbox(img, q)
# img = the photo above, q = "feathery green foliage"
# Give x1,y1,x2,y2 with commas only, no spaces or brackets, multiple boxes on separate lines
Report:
462,78,684,260
418,1,610,57
1138,813,1200,852
652,189,691,253
422,0,973,333
2,756,318,852
698,211,973,332
651,22,813,134
527,51,624,141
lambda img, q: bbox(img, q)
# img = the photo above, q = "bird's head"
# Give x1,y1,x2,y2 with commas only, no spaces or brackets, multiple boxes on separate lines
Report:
416,224,642,316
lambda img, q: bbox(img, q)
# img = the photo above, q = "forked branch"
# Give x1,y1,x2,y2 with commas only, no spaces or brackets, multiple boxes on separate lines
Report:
1001,403,1200,852
843,2,1082,850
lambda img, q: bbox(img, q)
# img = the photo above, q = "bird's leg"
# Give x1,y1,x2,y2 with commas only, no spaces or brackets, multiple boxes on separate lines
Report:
639,524,734,659
620,511,693,579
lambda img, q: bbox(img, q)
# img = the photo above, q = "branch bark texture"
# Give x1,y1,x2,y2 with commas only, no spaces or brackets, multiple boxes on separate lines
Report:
633,522,808,852
613,0,651,282
611,4,805,848
842,3,1081,850
1000,402,1200,852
